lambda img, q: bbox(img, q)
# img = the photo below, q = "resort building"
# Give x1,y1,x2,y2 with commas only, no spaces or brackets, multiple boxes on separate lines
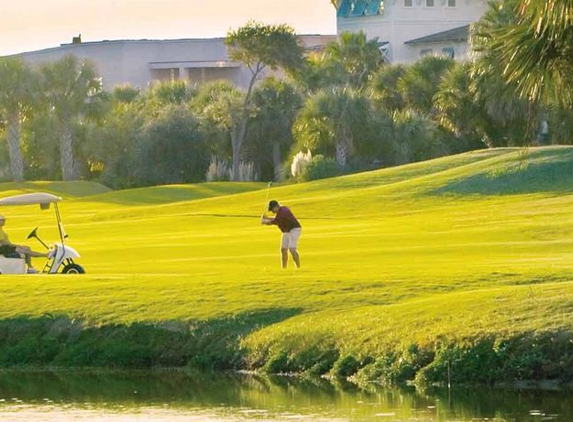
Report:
11,35,335,91
336,0,489,63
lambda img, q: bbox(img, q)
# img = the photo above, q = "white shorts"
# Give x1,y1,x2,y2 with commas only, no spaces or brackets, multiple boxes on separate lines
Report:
281,228,302,249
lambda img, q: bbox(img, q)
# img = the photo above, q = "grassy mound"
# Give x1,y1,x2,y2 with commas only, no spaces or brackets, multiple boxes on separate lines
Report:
0,181,111,199
0,146,573,385
87,182,266,205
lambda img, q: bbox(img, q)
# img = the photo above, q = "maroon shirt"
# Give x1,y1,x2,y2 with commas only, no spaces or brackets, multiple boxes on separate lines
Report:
271,206,301,233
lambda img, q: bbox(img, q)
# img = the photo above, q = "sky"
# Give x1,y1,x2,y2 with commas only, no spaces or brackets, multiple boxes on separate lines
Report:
0,0,337,56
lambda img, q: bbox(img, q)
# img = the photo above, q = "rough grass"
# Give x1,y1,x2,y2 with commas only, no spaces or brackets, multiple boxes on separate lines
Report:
1,146,573,385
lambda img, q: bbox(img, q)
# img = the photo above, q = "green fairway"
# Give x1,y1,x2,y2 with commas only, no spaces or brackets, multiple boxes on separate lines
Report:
1,146,573,384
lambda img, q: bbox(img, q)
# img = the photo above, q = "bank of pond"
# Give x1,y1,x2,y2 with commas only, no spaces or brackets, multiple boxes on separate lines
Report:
1,315,572,389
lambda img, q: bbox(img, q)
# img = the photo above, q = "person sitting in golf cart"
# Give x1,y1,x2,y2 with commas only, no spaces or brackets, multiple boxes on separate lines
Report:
0,214,47,271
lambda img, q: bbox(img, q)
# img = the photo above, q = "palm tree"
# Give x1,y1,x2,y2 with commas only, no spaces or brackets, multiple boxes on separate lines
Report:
247,78,303,181
325,31,384,89
434,63,483,144
192,80,244,170
471,1,543,144
475,0,573,106
293,87,373,167
41,55,103,180
397,56,454,114
368,64,407,112
147,80,195,105
0,58,37,181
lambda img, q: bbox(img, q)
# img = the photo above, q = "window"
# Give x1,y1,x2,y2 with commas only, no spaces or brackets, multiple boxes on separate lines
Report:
420,48,433,57
447,0,456,6
442,47,455,59
349,0,368,16
365,0,383,15
338,0,384,17
404,0,413,6
426,0,434,6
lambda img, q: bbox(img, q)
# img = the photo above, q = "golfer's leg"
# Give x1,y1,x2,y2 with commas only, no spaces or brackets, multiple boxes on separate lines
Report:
16,246,46,258
15,246,30,265
289,248,300,268
280,233,289,268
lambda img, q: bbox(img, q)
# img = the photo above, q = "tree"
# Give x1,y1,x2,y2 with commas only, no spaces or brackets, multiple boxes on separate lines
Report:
392,110,444,165
84,100,145,188
40,55,105,180
245,78,303,181
324,31,384,89
0,58,37,181
225,21,305,180
147,80,195,105
134,105,208,185
472,2,542,145
292,51,346,92
480,0,573,106
113,85,141,104
398,56,454,114
369,64,407,112
434,62,486,150
294,31,384,92
293,87,380,167
192,80,243,165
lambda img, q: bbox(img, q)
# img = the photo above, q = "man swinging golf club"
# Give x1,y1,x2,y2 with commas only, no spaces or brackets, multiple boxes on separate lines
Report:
261,200,302,269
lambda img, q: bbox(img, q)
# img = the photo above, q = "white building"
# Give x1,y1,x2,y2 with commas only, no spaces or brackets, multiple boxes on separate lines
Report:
336,0,489,63
12,35,335,91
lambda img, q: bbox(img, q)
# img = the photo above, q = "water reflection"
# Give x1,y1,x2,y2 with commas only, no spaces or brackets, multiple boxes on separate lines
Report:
0,370,569,421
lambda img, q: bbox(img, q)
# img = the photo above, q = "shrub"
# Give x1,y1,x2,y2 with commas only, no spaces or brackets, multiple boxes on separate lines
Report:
206,156,230,182
263,350,290,374
290,150,312,179
300,155,344,181
392,110,446,165
331,354,360,378
237,161,258,182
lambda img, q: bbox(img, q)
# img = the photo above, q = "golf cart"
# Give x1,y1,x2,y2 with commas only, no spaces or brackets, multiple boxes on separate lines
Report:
0,192,85,274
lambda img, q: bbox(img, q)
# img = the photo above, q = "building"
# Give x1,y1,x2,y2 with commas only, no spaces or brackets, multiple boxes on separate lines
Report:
12,35,335,91
336,0,489,63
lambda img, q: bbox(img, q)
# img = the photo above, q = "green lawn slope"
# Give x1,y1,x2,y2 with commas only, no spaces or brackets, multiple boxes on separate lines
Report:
1,146,573,385
0,181,111,199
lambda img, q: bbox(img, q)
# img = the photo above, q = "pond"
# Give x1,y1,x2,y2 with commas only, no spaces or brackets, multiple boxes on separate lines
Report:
0,370,570,421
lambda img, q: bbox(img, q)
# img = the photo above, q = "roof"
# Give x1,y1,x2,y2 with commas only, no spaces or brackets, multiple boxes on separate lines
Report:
0,193,62,206
404,25,470,45
7,34,335,58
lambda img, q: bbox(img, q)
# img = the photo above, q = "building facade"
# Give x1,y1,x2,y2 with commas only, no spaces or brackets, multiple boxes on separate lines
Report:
13,35,334,91
336,0,489,63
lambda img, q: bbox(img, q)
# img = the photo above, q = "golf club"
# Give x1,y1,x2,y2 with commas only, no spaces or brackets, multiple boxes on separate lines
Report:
261,181,272,219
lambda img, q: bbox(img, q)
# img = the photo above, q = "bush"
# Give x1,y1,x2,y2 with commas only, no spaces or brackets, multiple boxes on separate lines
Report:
206,156,230,182
290,150,312,179
392,110,447,165
331,354,360,378
263,351,290,374
236,161,258,182
300,155,344,181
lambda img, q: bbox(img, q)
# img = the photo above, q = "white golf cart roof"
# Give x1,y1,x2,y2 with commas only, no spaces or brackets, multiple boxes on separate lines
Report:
0,193,62,206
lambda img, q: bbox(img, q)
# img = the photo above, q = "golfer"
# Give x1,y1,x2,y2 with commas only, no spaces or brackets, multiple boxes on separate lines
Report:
261,200,301,269
0,214,47,272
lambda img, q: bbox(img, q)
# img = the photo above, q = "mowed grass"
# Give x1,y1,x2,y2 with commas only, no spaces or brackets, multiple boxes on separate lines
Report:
1,146,573,379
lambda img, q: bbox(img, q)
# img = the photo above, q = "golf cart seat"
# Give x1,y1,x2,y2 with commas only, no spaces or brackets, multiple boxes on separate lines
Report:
0,256,26,274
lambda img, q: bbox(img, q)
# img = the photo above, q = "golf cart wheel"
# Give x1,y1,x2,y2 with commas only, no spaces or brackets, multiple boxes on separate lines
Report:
62,263,85,274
